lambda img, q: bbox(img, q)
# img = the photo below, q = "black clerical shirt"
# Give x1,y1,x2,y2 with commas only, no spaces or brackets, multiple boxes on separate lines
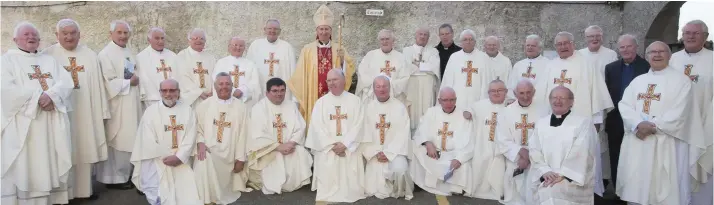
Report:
435,42,462,79
550,110,572,127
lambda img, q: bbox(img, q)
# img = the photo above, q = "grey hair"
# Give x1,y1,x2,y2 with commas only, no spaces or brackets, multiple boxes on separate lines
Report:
484,36,500,46
373,75,391,86
683,19,709,33
415,26,430,36
438,24,454,33
526,34,543,48
617,34,638,46
147,27,165,39
159,78,180,89
56,19,80,33
110,20,132,32
13,21,39,38
489,79,506,87
645,41,672,57
555,31,575,43
584,25,603,34
459,29,477,42
377,29,395,41
214,72,233,84
187,28,206,41
549,85,574,99
265,19,281,27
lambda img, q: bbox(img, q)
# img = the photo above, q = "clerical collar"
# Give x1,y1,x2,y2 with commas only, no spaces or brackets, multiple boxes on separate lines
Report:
266,38,278,44
17,47,38,54
685,47,703,55
217,97,233,104
550,110,571,127
111,40,126,49
318,40,331,48
488,52,499,58
377,96,390,103
517,101,531,108
527,55,540,60
442,107,456,114
162,100,180,108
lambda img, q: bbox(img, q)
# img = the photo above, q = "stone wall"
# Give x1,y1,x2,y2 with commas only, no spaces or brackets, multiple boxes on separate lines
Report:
2,1,629,62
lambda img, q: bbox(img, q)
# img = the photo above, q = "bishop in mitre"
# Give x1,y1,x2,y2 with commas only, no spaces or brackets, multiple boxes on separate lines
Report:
440,29,493,109
484,36,512,82
411,87,475,196
288,4,356,125
306,69,367,203
507,34,551,105
137,27,177,108
246,19,298,101
176,28,216,107
616,41,706,205
362,75,414,200
670,20,713,204
463,80,508,200
247,78,313,194
130,79,201,205
43,18,110,200
529,86,598,205
403,27,441,133
543,32,613,137
496,80,550,205
193,73,252,204
1,21,74,205
95,20,143,190
214,37,262,108
356,29,413,105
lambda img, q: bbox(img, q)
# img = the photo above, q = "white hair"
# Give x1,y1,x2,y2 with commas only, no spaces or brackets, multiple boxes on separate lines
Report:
617,34,638,46
110,20,132,32
374,74,392,83
683,19,709,33
146,27,165,39
13,21,39,38
186,28,206,40
645,41,672,56
459,29,477,42
484,36,500,46
526,34,543,48
585,25,603,34
56,18,80,33
415,26,430,35
555,31,575,43
377,29,395,41
265,19,280,27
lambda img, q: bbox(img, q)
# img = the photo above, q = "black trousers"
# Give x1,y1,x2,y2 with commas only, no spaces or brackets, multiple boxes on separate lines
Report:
607,129,624,188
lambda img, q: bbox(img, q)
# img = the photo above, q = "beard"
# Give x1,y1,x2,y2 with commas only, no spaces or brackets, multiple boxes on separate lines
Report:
163,98,177,107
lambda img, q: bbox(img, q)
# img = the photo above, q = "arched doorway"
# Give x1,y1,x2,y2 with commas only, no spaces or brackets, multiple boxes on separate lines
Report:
644,1,686,52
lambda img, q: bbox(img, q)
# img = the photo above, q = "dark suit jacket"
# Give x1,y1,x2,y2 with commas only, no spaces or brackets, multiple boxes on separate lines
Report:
604,55,650,137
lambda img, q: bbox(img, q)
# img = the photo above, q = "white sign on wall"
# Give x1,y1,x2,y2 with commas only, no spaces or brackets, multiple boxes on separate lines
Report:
366,9,384,16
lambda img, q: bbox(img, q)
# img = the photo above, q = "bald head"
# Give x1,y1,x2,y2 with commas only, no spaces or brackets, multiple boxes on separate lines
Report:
645,41,672,71
373,75,391,102
160,78,179,89
228,36,246,57
326,69,346,95
438,87,457,113
549,86,574,115
439,87,456,98
484,36,500,57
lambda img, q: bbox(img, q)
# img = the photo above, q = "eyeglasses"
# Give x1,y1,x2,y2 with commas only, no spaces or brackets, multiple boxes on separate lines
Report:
555,41,572,47
646,50,668,55
586,35,603,39
160,89,179,93
488,89,508,93
439,98,456,102
549,96,573,101
683,31,708,37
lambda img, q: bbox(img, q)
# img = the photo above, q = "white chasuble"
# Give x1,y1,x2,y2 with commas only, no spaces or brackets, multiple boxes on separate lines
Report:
356,49,413,105
403,44,441,132
362,97,414,200
247,98,312,194
465,99,507,200
486,52,513,83
411,106,474,196
670,48,714,188
43,43,111,198
306,92,367,203
1,49,73,205
136,46,177,107
130,101,201,205
578,47,618,77
543,53,613,123
193,96,251,204
214,56,262,108
440,49,493,108
508,56,551,104
496,101,549,205
175,47,216,107
616,67,704,205
529,113,598,205
246,38,298,101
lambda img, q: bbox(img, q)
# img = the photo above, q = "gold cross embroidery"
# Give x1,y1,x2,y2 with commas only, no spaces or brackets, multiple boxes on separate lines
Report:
438,122,454,150
684,64,699,82
461,61,478,87
329,106,348,136
230,65,245,88
637,84,661,115
213,112,231,143
264,52,280,77
64,57,84,89
28,65,52,91
380,60,396,77
165,115,185,150
485,112,498,141
273,114,287,143
156,59,172,80
193,62,208,88
553,70,572,86
375,114,391,145
521,62,535,79
514,114,534,146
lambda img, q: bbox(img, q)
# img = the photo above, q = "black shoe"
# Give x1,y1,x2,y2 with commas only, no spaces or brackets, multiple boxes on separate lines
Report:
106,182,133,190
136,189,145,195
88,193,99,200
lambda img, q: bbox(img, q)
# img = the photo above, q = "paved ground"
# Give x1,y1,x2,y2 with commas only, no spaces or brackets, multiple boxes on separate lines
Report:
67,181,625,205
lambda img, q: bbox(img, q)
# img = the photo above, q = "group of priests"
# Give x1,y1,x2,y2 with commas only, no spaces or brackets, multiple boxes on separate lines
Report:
2,3,712,205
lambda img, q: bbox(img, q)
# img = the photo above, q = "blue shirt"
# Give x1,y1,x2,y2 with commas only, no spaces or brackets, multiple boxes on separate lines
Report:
620,63,634,99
